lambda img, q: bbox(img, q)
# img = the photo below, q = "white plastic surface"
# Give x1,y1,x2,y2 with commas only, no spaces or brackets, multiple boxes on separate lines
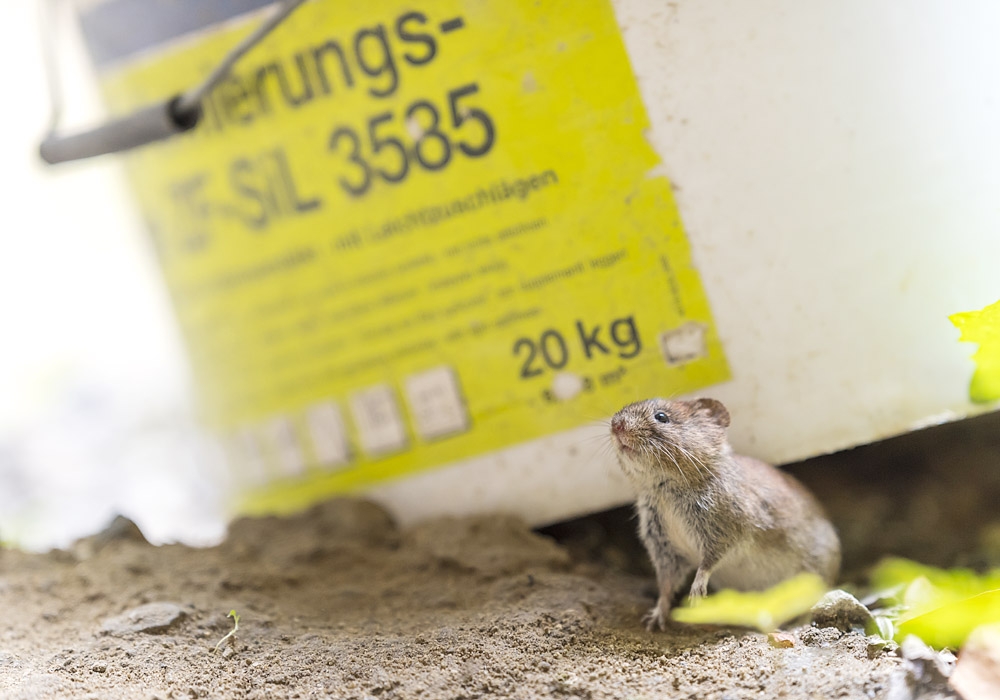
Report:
372,0,1000,526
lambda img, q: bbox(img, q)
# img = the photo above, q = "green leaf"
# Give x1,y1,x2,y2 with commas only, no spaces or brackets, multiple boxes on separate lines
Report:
870,558,1000,621
670,573,826,632
868,558,1000,648
950,299,1000,403
898,590,1000,650
872,615,895,641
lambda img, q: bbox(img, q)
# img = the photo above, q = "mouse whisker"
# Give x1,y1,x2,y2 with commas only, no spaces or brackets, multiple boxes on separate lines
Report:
672,442,709,479
674,442,708,483
649,441,690,487
654,439,686,467
671,442,698,473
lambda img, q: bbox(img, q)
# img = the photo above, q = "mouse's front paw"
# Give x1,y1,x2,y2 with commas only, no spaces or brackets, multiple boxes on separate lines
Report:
642,601,668,632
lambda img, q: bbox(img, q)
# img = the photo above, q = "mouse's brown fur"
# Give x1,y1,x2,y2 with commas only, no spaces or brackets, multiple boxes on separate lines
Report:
610,397,840,631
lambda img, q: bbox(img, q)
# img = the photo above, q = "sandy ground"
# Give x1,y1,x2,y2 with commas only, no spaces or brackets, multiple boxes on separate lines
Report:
1,410,996,699
1,500,900,700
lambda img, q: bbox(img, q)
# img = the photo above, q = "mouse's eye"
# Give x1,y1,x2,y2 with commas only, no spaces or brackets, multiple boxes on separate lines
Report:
653,411,670,423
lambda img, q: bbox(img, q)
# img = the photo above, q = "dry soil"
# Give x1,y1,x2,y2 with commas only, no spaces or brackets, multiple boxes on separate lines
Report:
1,499,898,700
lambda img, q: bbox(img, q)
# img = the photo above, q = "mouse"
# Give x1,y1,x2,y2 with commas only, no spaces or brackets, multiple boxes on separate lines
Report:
610,397,840,631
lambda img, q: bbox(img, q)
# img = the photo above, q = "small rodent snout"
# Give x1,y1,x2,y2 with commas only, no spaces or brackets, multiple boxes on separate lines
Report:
610,415,636,453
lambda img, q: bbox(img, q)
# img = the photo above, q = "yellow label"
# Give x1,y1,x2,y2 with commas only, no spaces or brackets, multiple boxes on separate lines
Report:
101,0,730,514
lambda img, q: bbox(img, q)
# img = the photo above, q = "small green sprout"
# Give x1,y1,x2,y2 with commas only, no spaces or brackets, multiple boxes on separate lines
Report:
214,610,240,653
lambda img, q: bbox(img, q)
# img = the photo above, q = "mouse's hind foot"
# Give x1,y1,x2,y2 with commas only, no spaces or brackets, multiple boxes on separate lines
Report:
642,598,671,632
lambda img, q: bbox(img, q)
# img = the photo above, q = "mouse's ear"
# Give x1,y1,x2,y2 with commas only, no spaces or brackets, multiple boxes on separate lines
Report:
693,398,731,428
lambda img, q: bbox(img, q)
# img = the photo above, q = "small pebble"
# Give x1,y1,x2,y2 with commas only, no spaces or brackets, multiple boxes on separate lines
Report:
768,632,797,648
810,590,874,632
885,635,955,700
899,635,955,678
951,623,1000,700
90,661,107,673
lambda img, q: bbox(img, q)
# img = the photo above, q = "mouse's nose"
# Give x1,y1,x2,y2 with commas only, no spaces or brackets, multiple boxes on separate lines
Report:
611,417,624,434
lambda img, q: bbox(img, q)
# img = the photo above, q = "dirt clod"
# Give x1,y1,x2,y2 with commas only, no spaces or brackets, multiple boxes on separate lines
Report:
100,602,188,636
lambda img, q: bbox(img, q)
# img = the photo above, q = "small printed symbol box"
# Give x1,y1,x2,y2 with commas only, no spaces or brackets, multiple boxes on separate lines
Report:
659,322,708,366
305,401,351,469
350,384,409,456
264,415,306,477
404,366,469,440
